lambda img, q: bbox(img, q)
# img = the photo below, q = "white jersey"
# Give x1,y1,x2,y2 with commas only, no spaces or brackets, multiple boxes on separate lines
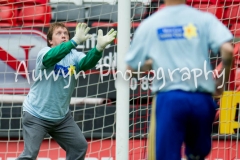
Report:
126,4,233,94
23,47,86,121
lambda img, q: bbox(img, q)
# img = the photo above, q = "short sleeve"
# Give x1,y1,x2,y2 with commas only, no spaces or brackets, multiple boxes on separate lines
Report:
125,23,148,70
36,47,51,70
207,13,233,54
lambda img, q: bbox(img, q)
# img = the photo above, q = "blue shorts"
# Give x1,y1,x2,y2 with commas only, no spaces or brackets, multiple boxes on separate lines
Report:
148,90,217,160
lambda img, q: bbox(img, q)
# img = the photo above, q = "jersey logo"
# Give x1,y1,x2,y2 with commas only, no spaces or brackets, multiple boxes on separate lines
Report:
157,23,198,40
54,64,76,76
183,23,198,39
68,65,76,76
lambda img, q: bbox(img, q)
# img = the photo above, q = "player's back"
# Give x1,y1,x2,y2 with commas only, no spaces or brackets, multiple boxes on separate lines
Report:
145,4,212,71
134,4,232,93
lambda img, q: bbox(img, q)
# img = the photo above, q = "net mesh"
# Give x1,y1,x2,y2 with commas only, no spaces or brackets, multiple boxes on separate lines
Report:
0,0,239,159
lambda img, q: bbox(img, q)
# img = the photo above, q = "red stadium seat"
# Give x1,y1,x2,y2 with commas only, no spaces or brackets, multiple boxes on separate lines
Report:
186,0,212,3
192,4,222,16
0,5,17,27
186,0,217,5
230,23,240,37
15,0,49,8
193,4,215,14
17,4,51,26
16,0,48,4
188,0,240,5
0,0,15,4
223,4,240,22
235,69,240,90
233,44,240,90
220,0,240,3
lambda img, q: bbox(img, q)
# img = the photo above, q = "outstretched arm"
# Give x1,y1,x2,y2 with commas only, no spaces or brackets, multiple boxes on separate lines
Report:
78,28,117,71
42,41,75,68
78,47,102,71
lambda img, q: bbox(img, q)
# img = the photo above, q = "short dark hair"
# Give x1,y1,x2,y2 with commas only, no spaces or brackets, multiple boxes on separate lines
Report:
47,22,71,47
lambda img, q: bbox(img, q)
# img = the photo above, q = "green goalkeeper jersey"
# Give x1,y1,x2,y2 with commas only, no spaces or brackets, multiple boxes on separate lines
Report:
23,41,102,121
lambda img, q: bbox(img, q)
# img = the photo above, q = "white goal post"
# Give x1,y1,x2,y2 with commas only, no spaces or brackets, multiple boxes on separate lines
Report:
116,1,130,160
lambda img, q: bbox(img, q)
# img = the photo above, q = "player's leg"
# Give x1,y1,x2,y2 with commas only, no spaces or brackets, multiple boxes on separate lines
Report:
184,93,216,160
49,111,88,160
17,112,48,160
153,90,191,160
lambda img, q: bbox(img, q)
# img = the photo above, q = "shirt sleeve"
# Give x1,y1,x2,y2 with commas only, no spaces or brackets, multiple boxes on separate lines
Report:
125,24,149,70
77,47,102,71
42,41,75,68
36,47,51,70
207,13,233,55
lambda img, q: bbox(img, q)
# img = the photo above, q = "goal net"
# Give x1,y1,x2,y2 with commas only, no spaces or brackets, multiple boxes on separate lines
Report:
0,0,239,160
186,0,240,159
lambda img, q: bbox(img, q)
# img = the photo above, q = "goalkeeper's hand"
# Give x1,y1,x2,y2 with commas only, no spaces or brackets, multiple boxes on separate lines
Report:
71,23,91,46
96,28,117,52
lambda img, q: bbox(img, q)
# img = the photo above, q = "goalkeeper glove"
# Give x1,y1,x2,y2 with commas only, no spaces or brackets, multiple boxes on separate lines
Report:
71,23,92,46
96,28,117,52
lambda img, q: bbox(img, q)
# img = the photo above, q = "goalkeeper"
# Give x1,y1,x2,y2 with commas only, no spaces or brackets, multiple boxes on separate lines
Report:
17,22,116,160
125,0,233,160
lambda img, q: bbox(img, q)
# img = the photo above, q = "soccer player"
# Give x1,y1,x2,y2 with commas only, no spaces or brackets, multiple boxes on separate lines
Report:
17,22,117,160
125,0,233,159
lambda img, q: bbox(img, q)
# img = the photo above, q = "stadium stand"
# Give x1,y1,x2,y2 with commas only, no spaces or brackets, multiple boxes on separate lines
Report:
0,0,51,26
50,3,148,24
86,4,118,23
17,4,51,26
222,3,240,36
234,43,240,90
15,0,48,4
15,0,51,26
131,2,149,21
0,0,238,27
0,4,17,27
50,3,85,23
192,4,221,15
0,0,15,3
49,0,150,6
220,0,240,3
231,23,240,37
